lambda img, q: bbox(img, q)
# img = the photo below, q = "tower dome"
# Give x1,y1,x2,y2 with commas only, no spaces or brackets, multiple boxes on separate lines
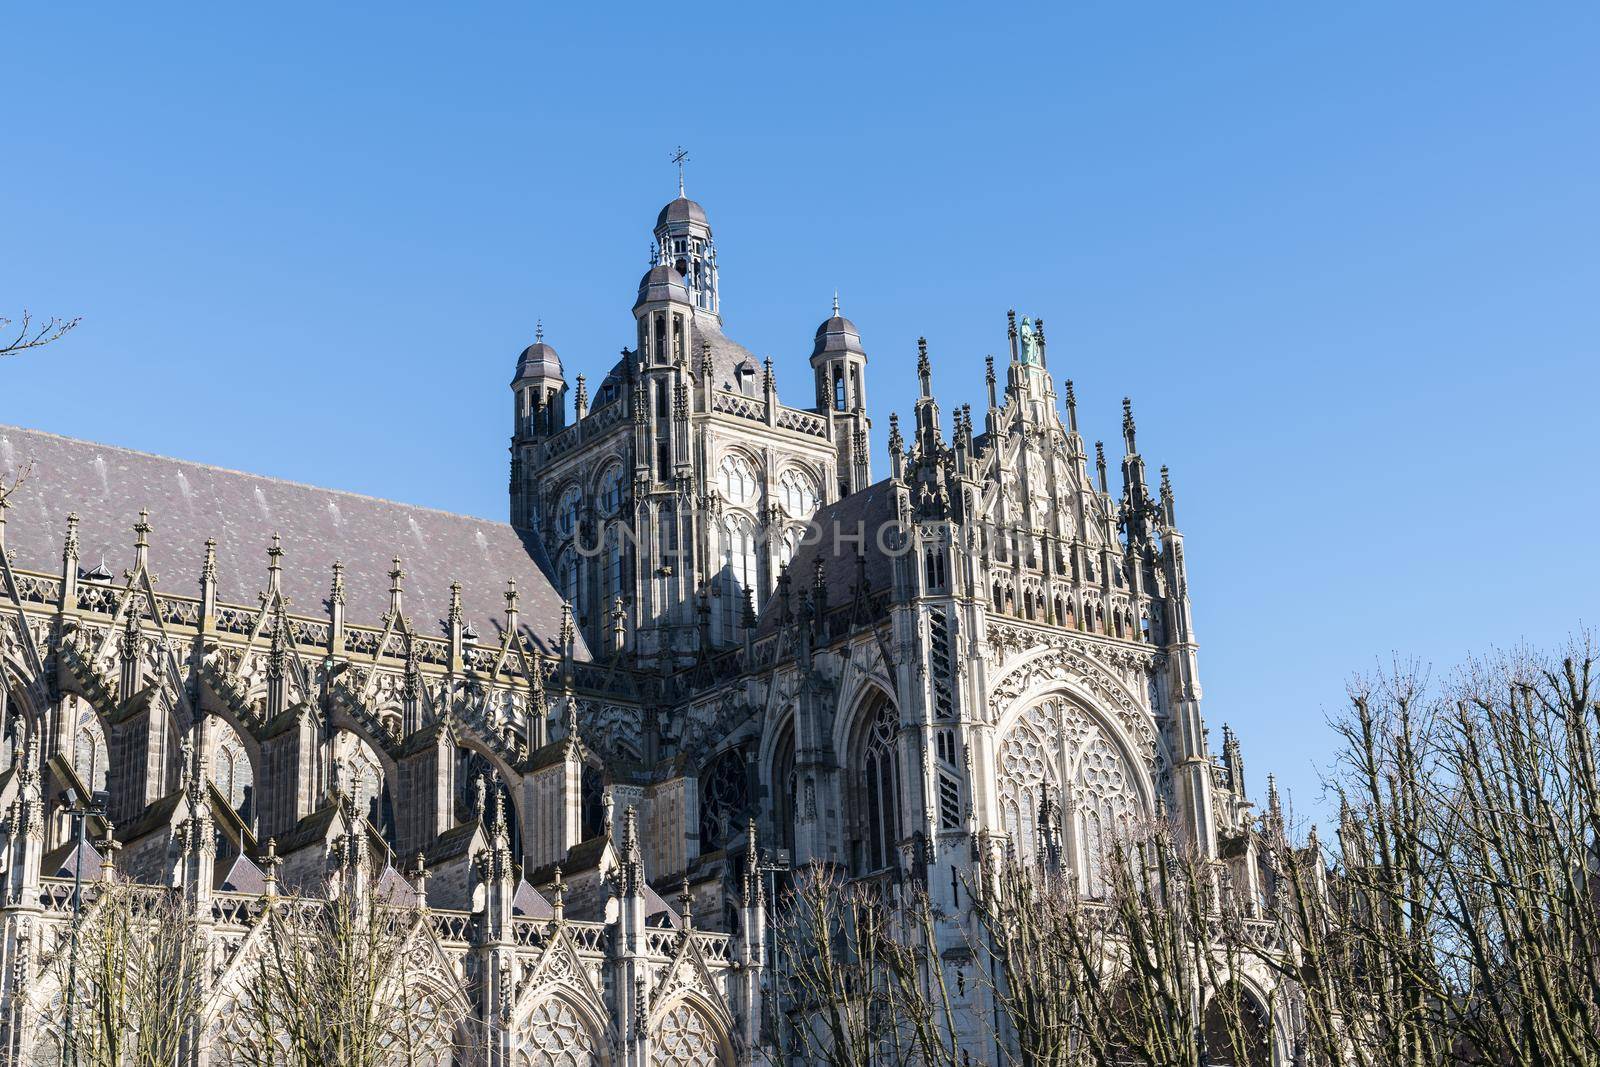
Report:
812,311,866,358
634,263,692,311
512,339,563,386
656,196,709,230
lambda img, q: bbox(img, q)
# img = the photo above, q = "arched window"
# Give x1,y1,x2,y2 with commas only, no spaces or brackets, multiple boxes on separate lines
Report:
1076,733,1138,896
518,996,600,1067
833,368,846,411
556,549,580,608
716,453,758,507
771,721,797,859
555,485,582,538
777,468,818,519
995,702,1061,862
859,697,901,874
210,718,254,822
598,464,624,516
699,748,750,854
652,1001,720,1067
601,525,624,607
71,707,107,794
717,514,758,644
1202,984,1272,1067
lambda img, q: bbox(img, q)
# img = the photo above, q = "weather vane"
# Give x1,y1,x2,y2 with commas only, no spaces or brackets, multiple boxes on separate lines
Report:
671,145,689,196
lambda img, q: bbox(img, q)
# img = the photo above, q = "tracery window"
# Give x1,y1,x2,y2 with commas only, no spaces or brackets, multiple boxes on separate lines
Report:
716,453,758,507
210,718,254,820
601,525,624,606
1202,985,1272,1067
518,997,598,1067
71,706,107,794
996,702,1061,862
716,514,758,644
859,697,901,874
777,468,817,519
598,464,624,516
557,549,580,608
652,1002,719,1067
699,748,750,853
993,699,1142,892
556,485,582,538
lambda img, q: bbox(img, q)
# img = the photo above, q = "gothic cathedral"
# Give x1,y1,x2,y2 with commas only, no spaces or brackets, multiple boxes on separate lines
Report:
0,185,1287,1064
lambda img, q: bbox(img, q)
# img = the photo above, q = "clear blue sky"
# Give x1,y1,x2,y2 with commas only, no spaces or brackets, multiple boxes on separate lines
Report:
5,3,1597,827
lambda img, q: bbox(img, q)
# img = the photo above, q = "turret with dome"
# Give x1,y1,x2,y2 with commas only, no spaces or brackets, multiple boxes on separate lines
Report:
508,174,868,662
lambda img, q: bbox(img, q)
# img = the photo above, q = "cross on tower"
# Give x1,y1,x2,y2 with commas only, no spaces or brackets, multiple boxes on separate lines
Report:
671,145,689,197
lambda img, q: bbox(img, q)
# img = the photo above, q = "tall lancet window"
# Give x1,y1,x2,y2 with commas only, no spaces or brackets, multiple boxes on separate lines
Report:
859,696,901,874
717,514,758,643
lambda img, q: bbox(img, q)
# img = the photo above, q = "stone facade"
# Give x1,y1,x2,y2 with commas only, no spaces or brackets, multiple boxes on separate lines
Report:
0,187,1293,1064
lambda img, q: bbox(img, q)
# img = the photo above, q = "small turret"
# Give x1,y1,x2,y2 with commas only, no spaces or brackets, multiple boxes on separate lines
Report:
810,296,872,496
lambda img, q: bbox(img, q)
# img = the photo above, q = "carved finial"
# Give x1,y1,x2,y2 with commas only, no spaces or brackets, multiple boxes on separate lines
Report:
552,864,566,915
267,532,283,570
1008,309,1017,338
201,537,217,582
330,559,345,605
1094,440,1108,492
679,876,694,929
504,578,520,627
63,512,80,565
448,580,463,627
1122,397,1137,454
887,413,904,454
535,319,544,343
558,600,575,655
671,144,689,197
985,355,995,389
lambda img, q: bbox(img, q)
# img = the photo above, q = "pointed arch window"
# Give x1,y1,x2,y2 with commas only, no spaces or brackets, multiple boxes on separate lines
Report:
716,514,758,644
777,468,818,519
860,697,901,874
716,453,758,507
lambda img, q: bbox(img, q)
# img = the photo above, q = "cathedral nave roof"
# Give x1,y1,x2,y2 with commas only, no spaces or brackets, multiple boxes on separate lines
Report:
0,425,587,657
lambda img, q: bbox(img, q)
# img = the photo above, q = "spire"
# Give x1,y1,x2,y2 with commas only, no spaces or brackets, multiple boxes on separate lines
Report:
1122,397,1138,455
1095,441,1108,493
672,145,689,197
1160,465,1175,526
916,337,931,397
266,532,283,595
387,556,405,618
832,291,840,317
1065,379,1078,433
132,508,151,573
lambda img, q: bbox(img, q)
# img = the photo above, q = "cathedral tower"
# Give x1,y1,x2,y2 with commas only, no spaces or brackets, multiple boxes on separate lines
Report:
509,325,565,528
810,299,872,496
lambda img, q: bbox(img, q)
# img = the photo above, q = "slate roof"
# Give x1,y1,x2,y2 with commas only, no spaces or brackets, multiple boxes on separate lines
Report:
655,196,708,230
0,425,586,656
756,478,901,638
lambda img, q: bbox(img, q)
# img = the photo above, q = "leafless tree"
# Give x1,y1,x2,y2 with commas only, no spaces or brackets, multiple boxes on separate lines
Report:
220,874,461,1067
53,877,207,1067
1246,640,1600,1065
1,310,79,358
774,863,960,1067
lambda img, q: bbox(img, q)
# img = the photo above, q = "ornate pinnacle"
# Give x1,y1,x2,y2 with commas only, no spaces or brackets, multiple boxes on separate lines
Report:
916,337,930,393
551,864,566,914
1094,440,1108,491
985,355,996,389
388,556,405,595
1065,378,1076,410
448,579,463,626
1121,397,1137,454
63,513,80,564
887,413,904,454
558,600,575,654
267,531,283,574
504,578,520,632
1007,309,1017,338
201,537,217,582
330,559,345,605
679,876,694,929
700,340,713,380
134,508,150,547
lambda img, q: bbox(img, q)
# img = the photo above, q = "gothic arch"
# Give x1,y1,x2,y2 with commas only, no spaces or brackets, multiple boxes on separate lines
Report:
991,691,1153,892
837,685,902,875
513,988,613,1067
648,992,735,1067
